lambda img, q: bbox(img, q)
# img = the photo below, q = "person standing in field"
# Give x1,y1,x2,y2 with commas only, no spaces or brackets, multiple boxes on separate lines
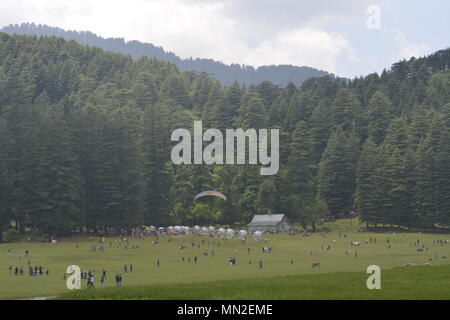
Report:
157,258,160,268
115,274,122,287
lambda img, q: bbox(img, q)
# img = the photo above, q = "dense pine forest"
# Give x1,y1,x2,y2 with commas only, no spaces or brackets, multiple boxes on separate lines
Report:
0,32,449,241
1,23,331,87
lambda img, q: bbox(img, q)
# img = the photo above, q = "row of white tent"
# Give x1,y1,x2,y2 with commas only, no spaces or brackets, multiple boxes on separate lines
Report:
145,225,263,240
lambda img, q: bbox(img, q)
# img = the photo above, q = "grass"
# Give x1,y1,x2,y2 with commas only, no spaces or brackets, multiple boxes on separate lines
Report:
1,219,450,299
57,264,450,300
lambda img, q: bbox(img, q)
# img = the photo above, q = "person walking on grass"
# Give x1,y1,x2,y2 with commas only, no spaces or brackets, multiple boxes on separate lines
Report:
157,258,160,268
100,275,105,288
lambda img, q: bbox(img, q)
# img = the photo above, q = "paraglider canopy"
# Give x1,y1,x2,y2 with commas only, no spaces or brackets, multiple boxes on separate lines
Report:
194,190,227,201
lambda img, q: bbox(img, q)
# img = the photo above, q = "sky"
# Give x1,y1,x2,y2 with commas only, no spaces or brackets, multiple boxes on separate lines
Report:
0,0,448,78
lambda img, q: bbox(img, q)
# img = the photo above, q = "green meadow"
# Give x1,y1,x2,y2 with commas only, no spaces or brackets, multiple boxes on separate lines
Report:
58,264,450,300
1,220,450,299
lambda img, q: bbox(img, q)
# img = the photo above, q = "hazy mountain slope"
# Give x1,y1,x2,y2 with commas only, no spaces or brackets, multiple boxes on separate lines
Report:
1,23,332,86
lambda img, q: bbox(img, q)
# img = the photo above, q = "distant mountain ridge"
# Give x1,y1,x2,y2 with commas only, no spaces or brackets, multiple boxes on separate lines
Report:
1,23,332,86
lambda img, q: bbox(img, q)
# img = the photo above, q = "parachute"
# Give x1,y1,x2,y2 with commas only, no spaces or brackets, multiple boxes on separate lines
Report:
194,190,227,201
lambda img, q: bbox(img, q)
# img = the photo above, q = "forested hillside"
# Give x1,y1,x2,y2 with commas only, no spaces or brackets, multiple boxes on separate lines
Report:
0,23,331,87
0,32,449,241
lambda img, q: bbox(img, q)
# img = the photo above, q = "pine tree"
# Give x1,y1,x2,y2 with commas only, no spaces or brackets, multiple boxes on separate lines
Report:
414,115,443,226
142,103,171,225
330,88,362,133
284,121,315,201
356,138,378,226
318,127,359,216
366,91,392,145
256,179,277,214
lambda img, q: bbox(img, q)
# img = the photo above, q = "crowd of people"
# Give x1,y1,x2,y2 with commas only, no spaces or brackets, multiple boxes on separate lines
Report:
7,249,51,277
9,264,50,276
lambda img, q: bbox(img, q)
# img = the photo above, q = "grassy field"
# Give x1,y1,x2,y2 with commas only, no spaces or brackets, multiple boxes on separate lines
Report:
1,219,450,299
58,264,450,300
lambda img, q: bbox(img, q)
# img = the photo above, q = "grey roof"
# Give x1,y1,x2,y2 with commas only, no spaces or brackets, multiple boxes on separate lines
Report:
247,214,286,226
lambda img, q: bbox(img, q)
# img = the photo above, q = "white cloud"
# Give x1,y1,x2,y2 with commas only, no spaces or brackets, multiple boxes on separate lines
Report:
243,27,357,74
0,0,359,74
392,30,430,60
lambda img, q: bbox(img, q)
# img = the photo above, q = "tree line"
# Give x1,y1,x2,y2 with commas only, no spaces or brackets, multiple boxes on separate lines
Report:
0,32,449,241
1,23,331,87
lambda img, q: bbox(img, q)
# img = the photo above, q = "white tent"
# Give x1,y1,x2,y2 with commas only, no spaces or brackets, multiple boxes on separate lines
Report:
239,230,247,240
253,231,263,241
218,228,226,237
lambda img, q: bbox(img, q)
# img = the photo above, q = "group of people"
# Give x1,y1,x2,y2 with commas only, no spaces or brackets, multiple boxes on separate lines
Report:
7,249,51,277
62,268,120,289
123,264,133,273
9,264,50,276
